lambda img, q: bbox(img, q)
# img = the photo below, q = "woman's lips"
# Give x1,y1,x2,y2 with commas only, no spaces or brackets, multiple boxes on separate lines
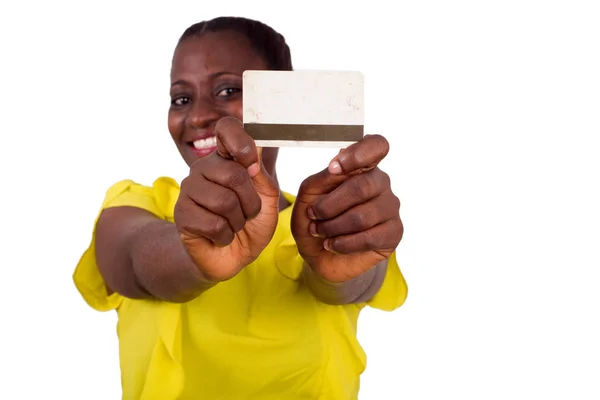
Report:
189,136,217,157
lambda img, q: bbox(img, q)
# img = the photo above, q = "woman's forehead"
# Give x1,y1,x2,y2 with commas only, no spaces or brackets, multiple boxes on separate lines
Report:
171,31,268,77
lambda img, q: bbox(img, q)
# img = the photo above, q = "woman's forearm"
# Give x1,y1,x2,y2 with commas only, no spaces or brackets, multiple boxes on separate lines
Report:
128,220,217,302
96,207,216,303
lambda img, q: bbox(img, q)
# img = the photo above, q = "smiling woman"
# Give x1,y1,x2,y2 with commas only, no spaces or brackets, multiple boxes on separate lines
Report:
73,16,407,400
168,19,290,166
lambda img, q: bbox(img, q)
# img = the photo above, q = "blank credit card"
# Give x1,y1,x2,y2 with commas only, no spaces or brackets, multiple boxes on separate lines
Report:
243,70,364,148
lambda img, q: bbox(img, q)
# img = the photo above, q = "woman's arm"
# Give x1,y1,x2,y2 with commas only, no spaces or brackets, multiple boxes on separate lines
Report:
95,206,216,303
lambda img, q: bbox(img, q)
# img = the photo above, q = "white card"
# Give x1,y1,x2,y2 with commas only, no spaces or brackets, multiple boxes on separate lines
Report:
242,70,364,148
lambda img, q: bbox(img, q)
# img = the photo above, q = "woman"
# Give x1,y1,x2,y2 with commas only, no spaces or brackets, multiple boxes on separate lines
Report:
74,16,408,399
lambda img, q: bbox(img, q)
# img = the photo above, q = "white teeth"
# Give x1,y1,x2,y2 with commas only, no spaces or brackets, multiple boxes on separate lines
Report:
193,136,217,150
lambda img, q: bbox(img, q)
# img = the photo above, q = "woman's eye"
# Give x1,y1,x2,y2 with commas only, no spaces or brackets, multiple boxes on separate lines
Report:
216,88,240,97
171,96,190,106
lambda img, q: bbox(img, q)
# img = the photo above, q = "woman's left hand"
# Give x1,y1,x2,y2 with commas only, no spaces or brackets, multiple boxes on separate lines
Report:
291,135,404,283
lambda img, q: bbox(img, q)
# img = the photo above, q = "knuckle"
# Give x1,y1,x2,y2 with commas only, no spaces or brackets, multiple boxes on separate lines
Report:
298,180,310,194
236,143,253,159
383,191,401,213
188,155,211,173
348,210,369,230
392,194,401,210
352,147,370,166
174,197,195,225
216,118,255,157
363,173,379,194
216,116,240,133
205,215,228,238
348,184,366,201
363,231,377,249
396,219,405,241
394,221,404,242
225,166,249,188
298,175,317,195
173,201,187,227
376,169,391,187
299,169,331,195
173,198,186,217
384,222,402,249
299,174,314,189
227,139,249,158
180,176,191,190
349,175,372,199
218,193,238,213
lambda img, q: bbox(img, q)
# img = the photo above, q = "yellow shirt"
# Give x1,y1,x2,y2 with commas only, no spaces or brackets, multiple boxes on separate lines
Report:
73,177,408,400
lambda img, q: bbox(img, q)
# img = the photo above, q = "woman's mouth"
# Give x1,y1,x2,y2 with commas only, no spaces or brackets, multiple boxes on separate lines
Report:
190,136,217,157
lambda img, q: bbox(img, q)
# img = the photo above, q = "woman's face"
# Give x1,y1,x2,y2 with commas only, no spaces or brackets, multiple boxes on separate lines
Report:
168,30,270,167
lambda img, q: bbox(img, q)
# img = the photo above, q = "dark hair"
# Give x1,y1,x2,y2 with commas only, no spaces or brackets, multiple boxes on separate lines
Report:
178,16,293,71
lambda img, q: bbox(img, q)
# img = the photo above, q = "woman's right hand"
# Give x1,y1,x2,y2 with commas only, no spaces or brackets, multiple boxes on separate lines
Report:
174,117,281,282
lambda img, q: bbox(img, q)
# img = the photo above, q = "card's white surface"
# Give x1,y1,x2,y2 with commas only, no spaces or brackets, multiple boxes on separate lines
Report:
243,70,364,126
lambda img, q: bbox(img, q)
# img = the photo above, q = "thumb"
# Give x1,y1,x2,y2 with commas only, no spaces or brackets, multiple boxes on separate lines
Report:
327,134,389,176
214,117,277,197
297,134,391,197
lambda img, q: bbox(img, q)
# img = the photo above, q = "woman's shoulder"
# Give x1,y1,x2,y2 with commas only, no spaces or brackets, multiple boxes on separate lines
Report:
100,176,181,221
103,176,179,196
73,176,182,311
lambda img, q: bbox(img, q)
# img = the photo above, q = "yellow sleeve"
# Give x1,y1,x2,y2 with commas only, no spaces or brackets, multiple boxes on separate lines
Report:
72,178,173,312
363,251,408,311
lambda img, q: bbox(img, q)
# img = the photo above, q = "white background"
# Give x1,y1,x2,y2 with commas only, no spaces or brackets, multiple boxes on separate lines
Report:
1,0,599,399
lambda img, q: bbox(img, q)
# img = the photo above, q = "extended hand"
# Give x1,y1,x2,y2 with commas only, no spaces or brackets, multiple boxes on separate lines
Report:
174,117,280,282
291,135,403,283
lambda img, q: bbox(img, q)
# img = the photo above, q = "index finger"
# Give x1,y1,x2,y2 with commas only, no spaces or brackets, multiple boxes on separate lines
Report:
328,134,390,175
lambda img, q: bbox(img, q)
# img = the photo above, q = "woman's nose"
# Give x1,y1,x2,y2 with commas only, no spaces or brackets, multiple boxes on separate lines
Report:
186,97,221,129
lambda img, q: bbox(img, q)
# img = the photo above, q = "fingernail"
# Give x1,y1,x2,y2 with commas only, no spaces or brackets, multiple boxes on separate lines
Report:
247,162,260,177
307,207,317,220
328,160,342,175
323,239,333,252
309,222,319,237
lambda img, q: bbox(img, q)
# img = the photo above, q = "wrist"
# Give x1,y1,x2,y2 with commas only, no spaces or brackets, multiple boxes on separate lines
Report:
301,260,386,305
131,220,219,303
